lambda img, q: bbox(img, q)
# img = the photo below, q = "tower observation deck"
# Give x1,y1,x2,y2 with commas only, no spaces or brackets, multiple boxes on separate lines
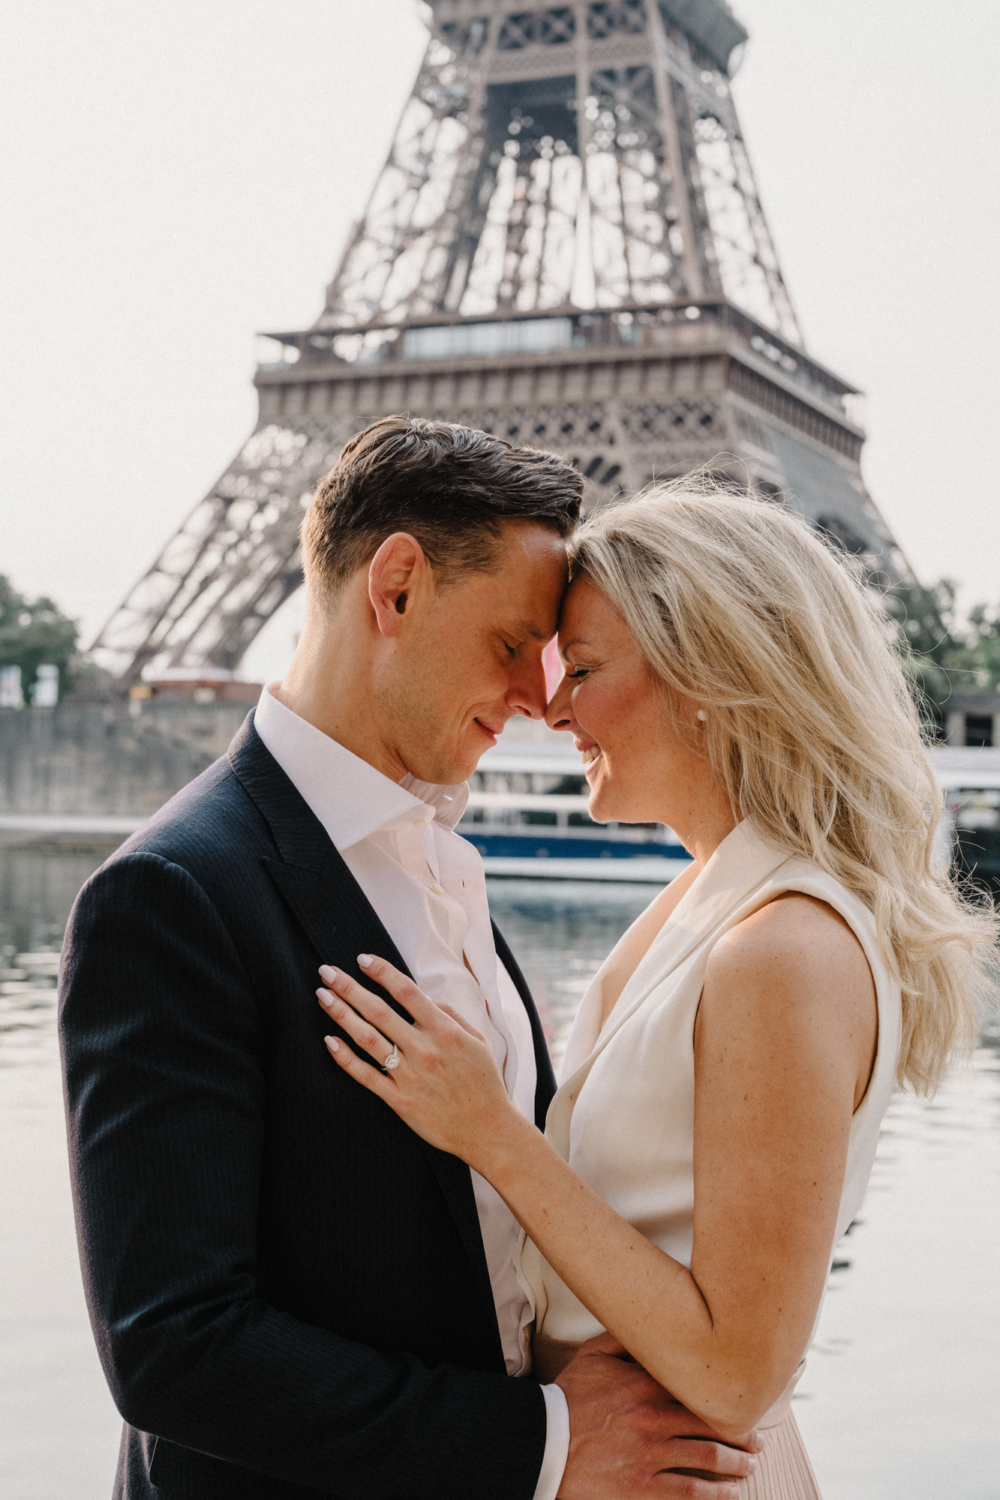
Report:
91,0,909,685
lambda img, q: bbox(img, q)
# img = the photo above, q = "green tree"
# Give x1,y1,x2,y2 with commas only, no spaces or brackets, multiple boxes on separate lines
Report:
0,574,79,700
885,579,962,721
965,602,1000,690
885,579,1000,730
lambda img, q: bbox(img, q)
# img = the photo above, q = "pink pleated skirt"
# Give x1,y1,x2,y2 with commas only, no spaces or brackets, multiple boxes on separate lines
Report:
533,1337,823,1498
739,1409,822,1499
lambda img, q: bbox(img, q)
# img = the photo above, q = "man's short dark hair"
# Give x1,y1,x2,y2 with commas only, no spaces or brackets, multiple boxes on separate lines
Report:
301,415,583,594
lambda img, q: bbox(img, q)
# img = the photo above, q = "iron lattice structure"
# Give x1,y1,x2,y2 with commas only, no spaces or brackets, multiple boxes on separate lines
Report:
91,0,909,684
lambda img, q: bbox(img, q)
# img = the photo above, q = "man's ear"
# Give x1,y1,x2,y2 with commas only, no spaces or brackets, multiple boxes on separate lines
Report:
368,532,429,638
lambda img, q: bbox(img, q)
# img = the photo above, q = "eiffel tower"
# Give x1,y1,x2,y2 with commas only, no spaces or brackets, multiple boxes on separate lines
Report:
91,0,909,685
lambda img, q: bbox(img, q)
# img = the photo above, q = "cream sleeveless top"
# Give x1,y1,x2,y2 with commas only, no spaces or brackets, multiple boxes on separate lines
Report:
523,820,902,1360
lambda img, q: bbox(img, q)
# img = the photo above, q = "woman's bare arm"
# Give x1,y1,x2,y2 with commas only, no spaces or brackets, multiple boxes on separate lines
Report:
685,894,877,1427
317,896,876,1441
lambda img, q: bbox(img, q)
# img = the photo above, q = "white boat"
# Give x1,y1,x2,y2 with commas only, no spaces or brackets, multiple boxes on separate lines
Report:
465,733,1000,885
928,746,1000,883
465,721,690,883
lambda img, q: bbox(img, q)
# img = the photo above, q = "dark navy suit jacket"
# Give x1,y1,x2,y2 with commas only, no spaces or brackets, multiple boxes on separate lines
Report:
59,715,557,1500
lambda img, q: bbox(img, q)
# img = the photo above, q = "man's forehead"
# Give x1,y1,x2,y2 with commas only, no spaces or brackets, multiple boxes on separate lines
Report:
486,585,563,639
470,524,567,625
509,617,552,642
496,520,570,570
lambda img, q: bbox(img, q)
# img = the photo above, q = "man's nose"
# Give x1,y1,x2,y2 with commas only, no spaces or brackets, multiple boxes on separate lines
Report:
544,674,574,733
507,654,549,720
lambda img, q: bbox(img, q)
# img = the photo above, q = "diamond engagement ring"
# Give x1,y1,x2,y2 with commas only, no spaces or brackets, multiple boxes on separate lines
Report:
383,1045,400,1072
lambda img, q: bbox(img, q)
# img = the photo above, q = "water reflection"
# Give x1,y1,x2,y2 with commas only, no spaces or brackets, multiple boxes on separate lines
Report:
0,848,114,1117
487,878,650,1072
0,949,61,1065
1,848,999,1500
0,844,104,956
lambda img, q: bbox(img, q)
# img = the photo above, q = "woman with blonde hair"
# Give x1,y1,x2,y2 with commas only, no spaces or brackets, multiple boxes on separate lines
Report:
315,486,994,1497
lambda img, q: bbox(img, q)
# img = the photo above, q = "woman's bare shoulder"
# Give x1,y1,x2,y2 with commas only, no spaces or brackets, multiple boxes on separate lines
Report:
701,894,878,1105
704,892,875,1020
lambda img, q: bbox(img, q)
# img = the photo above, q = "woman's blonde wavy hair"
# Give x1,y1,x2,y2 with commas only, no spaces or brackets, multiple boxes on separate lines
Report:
569,483,996,1093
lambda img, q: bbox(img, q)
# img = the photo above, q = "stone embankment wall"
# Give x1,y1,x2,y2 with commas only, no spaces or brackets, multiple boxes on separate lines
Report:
0,700,253,817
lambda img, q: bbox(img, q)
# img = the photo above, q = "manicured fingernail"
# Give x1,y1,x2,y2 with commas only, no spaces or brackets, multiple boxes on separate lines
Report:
325,1036,340,1052
358,954,373,968
319,964,337,983
747,1456,758,1473
316,988,335,1007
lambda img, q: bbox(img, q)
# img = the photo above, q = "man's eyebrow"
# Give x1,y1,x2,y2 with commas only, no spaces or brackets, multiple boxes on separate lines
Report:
517,620,552,642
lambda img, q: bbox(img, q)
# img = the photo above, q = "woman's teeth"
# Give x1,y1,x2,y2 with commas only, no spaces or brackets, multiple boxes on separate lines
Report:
581,746,602,767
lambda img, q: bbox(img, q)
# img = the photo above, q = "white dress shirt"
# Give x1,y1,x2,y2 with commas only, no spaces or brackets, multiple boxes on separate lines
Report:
255,686,569,1499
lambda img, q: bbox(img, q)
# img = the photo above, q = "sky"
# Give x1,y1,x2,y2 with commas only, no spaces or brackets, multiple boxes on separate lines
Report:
2,0,998,683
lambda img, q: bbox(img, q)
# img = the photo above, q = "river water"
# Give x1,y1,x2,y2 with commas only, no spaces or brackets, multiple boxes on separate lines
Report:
1,847,998,1500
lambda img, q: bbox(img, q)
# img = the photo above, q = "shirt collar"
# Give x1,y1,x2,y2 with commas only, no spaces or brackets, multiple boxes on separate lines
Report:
397,774,470,831
254,684,469,851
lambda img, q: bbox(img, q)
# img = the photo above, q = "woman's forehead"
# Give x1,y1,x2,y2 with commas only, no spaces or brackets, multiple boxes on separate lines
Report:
558,578,630,645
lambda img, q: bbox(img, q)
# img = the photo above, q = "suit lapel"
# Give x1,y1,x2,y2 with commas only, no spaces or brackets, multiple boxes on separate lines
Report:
262,853,408,983
492,919,556,1130
228,715,500,1338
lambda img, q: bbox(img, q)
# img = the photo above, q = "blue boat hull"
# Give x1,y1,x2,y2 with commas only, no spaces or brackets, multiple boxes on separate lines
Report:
460,829,688,861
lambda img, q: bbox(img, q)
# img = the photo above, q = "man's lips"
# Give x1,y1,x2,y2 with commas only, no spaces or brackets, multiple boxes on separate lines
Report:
474,717,503,741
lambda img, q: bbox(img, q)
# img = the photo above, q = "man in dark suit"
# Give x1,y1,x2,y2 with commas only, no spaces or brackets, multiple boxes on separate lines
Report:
60,417,761,1500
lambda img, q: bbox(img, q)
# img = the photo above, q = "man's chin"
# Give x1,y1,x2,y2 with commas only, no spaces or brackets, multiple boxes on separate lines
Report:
403,749,479,788
450,746,488,784
401,722,502,787
442,748,492,787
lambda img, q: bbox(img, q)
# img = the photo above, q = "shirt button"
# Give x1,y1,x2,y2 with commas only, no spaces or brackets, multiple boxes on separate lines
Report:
431,882,444,896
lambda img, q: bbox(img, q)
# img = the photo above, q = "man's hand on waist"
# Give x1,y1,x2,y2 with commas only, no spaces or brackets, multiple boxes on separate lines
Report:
555,1332,763,1500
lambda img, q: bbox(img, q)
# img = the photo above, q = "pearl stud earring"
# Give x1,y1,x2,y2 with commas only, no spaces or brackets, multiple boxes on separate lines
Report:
696,710,707,722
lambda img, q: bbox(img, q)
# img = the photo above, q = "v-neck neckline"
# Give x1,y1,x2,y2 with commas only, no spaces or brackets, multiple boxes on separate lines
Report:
558,822,789,1086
